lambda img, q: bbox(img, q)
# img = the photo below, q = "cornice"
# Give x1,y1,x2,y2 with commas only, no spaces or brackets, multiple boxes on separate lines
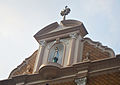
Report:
3,57,120,85
34,19,88,43
82,37,115,57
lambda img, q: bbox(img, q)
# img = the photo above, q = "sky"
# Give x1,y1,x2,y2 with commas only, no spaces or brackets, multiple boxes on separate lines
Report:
0,0,120,80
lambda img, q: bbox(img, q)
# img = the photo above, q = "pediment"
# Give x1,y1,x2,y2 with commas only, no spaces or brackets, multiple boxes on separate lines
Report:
34,19,88,43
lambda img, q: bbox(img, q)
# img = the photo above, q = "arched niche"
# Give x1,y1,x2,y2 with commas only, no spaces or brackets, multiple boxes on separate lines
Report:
48,43,65,65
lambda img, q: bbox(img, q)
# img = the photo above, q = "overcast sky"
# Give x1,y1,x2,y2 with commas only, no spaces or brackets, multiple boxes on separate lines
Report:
0,0,120,80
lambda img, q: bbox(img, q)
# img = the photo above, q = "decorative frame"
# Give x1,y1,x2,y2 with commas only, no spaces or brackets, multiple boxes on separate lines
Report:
47,39,66,66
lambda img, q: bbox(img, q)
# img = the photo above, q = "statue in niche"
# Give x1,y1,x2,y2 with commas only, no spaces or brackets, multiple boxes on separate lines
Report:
48,43,64,64
52,47,59,63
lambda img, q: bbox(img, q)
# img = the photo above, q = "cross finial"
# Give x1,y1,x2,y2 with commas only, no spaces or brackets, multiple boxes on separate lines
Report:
60,6,71,20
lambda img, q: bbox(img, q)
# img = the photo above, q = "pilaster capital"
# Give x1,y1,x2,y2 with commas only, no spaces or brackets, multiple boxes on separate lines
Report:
75,77,87,85
69,33,78,39
39,40,46,46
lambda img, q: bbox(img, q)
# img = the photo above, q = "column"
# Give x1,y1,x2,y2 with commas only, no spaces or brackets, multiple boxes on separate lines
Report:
33,40,46,73
75,77,87,85
67,33,77,65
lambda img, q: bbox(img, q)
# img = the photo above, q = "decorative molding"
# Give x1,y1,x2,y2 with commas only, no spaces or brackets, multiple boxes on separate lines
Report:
60,38,70,45
75,77,87,85
47,38,70,50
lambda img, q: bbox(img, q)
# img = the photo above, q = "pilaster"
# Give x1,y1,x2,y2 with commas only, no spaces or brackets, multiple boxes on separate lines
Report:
67,33,77,65
33,40,46,73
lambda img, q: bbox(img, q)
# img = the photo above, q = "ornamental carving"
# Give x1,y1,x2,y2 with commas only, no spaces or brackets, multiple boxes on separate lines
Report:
75,77,87,85
69,33,78,39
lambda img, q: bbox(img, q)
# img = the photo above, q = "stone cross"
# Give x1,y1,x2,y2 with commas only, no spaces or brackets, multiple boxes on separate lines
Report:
60,6,71,20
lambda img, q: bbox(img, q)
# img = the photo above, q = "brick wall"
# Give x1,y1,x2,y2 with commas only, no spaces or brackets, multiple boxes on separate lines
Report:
82,41,110,61
9,50,38,78
87,71,120,85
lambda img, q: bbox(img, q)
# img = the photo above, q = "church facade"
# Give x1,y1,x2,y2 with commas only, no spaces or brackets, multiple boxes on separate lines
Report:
0,18,120,85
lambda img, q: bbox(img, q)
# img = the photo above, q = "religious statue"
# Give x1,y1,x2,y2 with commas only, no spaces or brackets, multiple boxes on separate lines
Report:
52,47,59,63
60,6,71,20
